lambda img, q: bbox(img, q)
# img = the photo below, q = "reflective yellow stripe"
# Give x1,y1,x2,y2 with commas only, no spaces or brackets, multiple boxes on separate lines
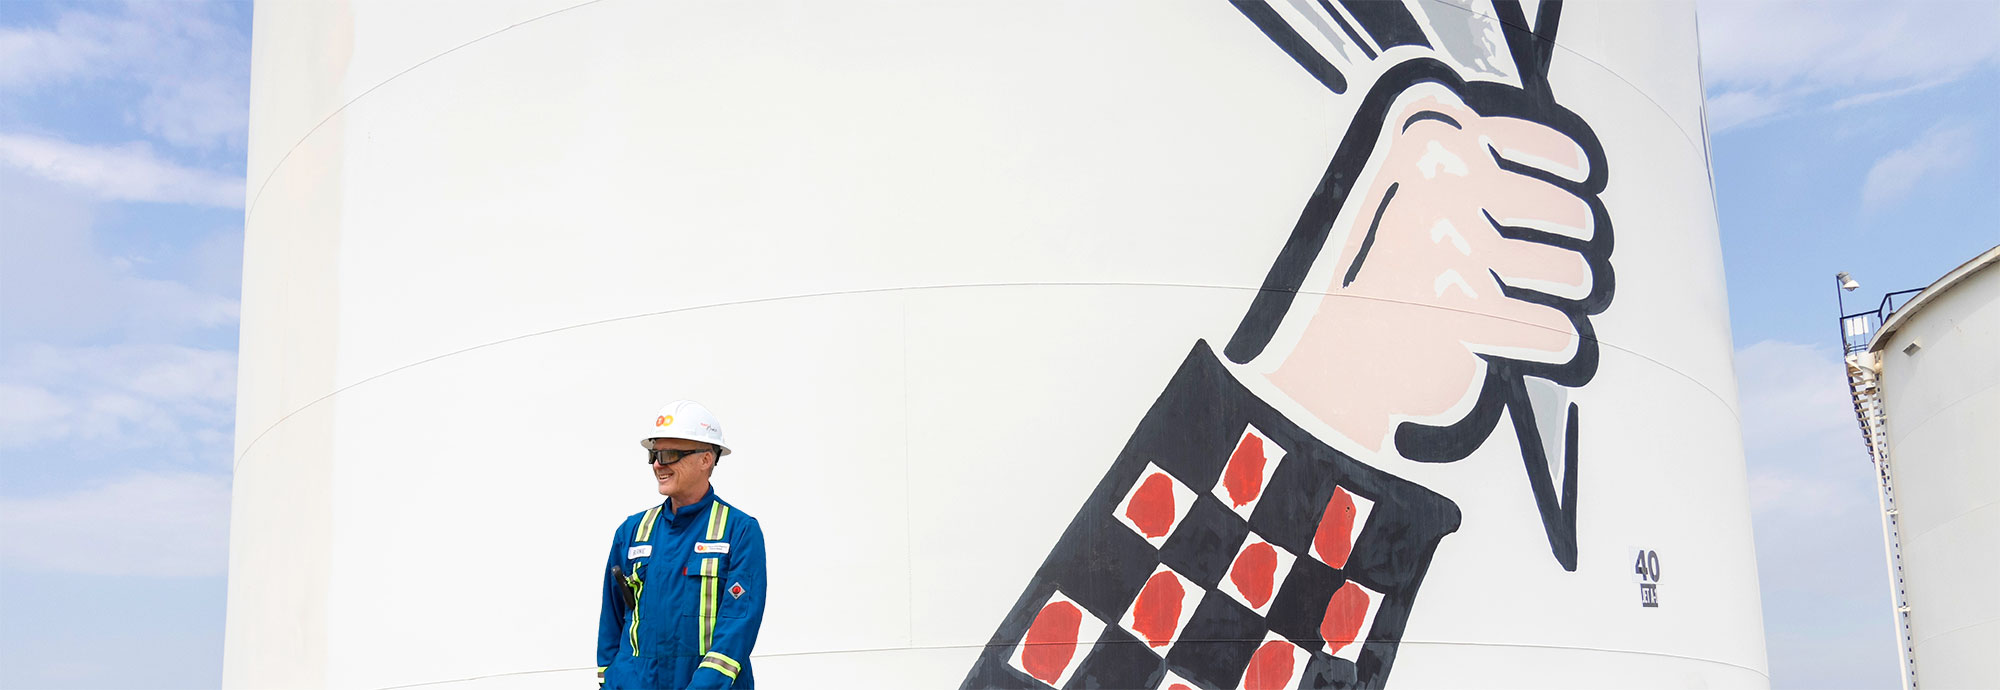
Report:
705,503,729,540
703,652,742,674
696,502,730,654
596,666,607,685
699,652,741,679
626,576,644,655
698,557,719,652
635,506,663,542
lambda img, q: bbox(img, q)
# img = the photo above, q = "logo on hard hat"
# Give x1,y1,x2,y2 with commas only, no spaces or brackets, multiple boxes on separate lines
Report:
657,415,674,428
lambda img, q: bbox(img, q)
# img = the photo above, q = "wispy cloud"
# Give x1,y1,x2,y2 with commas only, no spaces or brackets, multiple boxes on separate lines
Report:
1705,88,1795,133
0,1,250,151
1732,340,1900,686
0,343,237,458
0,170,241,344
1697,0,2000,132
1734,340,1867,514
1861,123,1975,211
0,472,231,576
0,133,243,207
1828,75,1959,111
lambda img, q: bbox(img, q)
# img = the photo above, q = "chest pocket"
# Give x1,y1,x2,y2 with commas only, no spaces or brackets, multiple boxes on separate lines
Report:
686,554,724,578
678,554,729,654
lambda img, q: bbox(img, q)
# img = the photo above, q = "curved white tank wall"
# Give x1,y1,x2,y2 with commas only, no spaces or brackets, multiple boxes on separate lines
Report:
1871,248,2000,689
224,1,1768,688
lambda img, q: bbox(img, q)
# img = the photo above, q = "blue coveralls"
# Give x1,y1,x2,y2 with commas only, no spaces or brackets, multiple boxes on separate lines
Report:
598,488,766,689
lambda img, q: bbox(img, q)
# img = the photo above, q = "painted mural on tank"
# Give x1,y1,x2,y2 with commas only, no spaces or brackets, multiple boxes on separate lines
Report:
963,1,1613,687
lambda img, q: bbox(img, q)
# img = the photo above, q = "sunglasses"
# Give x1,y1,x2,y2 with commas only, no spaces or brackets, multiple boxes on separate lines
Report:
647,447,713,466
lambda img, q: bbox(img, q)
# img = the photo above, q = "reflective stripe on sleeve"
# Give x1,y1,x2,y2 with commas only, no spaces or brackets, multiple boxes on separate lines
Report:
596,666,606,685
698,652,742,679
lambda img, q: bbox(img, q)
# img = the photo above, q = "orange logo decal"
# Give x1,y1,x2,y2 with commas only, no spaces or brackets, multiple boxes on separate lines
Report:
657,415,673,427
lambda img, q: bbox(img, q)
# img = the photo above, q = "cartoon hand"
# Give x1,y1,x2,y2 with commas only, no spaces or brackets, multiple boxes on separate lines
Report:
1236,71,1611,459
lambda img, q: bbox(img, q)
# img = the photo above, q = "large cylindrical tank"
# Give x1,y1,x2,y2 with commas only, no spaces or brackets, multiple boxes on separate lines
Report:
224,1,1768,688
1869,247,2000,689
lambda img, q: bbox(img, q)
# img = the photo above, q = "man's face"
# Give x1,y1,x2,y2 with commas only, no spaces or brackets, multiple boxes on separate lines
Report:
646,437,715,497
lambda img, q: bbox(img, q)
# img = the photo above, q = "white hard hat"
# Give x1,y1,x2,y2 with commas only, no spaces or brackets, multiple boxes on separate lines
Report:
642,400,731,456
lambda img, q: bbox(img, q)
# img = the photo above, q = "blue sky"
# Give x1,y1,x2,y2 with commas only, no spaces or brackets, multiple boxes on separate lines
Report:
0,1,1994,688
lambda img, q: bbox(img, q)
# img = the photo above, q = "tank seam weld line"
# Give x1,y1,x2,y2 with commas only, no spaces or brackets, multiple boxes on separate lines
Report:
234,281,1738,469
243,0,609,218
242,1,1707,224
1415,0,1704,155
1909,617,2000,646
1898,498,2000,545
364,638,1769,689
1878,379,1998,450
373,667,580,689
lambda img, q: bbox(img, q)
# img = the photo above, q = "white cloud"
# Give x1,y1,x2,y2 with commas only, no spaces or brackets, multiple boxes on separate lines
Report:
1732,340,1902,686
0,1,250,151
0,169,240,343
1704,88,1793,133
1735,340,1854,450
1699,0,2000,89
0,10,125,87
1860,123,1975,211
1828,75,1958,110
1696,0,2000,130
0,472,231,576
0,132,243,208
0,343,237,457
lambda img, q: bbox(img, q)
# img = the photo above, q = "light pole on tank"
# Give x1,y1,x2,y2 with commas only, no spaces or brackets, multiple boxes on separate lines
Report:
1836,271,1861,353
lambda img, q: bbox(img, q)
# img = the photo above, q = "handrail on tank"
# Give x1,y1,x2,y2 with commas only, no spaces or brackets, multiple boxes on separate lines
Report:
1838,288,1925,356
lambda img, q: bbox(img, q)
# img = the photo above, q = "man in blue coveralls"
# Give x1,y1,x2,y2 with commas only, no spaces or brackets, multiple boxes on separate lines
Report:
599,400,767,689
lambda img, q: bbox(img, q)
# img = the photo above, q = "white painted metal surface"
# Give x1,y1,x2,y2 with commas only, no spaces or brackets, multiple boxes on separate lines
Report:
1866,246,2000,690
225,1,1768,688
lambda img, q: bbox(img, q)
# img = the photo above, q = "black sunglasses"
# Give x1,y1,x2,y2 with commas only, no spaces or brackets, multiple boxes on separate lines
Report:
647,447,713,466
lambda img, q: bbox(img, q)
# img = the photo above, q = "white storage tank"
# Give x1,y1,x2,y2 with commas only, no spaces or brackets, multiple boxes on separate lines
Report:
1863,246,2000,690
224,1,1769,688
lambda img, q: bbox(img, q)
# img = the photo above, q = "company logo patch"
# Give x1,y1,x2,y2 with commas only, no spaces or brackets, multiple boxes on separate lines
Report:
729,582,745,599
694,541,730,554
656,415,674,428
627,545,652,559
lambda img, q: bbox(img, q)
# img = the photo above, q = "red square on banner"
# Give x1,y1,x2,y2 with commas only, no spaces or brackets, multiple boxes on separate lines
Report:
1213,425,1285,520
1115,565,1203,656
1114,462,1196,548
1216,534,1297,616
1309,486,1375,569
1006,591,1107,688
1239,634,1311,690
1321,580,1383,660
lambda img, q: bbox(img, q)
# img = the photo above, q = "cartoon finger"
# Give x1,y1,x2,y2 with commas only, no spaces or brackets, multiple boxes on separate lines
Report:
1482,237,1593,303
1479,174,1595,243
1477,117,1590,183
1458,293,1579,364
1388,85,1478,133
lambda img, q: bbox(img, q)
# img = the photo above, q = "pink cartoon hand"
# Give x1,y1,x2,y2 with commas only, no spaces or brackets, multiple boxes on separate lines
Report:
1258,82,1605,453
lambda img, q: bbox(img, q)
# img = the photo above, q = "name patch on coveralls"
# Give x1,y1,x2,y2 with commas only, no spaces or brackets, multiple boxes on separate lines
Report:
694,542,730,554
627,545,652,559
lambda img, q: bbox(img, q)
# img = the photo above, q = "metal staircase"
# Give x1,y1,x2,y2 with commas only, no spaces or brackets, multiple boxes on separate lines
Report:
1841,313,1918,690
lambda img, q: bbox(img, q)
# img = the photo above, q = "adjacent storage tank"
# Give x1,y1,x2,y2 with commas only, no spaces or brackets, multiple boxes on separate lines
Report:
1863,247,2000,689
225,1,1769,687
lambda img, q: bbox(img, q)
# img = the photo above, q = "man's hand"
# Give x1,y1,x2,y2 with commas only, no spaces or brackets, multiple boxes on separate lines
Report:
1252,78,1609,456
